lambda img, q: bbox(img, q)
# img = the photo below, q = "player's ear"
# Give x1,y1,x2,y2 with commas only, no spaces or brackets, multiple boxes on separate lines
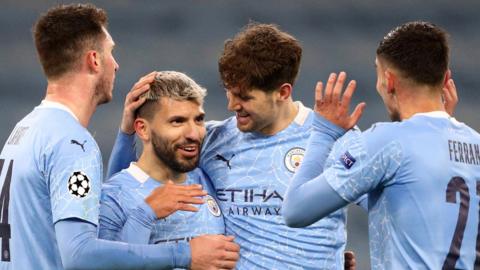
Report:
443,69,451,86
85,50,101,73
276,83,292,101
134,118,150,141
385,70,396,95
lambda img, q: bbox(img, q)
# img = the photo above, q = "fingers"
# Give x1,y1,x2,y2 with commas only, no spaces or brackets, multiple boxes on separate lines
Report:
344,250,356,270
176,203,199,212
177,195,205,205
131,71,157,92
223,235,235,242
224,241,240,252
332,71,347,102
338,80,357,116
217,251,240,268
324,73,337,103
314,82,324,107
172,187,208,198
348,102,366,128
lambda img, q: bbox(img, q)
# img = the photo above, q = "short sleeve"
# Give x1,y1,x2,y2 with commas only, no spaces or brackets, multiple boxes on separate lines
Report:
47,131,102,225
323,130,403,202
98,185,127,240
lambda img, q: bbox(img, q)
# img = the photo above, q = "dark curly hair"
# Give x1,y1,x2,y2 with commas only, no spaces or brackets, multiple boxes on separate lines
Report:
376,21,449,86
33,3,108,79
218,23,302,93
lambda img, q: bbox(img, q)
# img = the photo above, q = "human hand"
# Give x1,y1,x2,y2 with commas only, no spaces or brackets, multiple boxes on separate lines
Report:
344,250,356,270
120,71,157,134
190,235,240,270
314,72,366,130
145,180,207,218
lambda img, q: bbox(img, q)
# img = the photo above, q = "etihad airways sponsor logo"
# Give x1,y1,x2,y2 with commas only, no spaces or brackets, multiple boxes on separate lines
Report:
216,188,283,203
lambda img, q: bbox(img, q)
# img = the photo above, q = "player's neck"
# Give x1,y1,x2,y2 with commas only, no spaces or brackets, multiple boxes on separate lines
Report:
44,75,98,127
398,88,445,120
137,151,187,184
260,100,298,135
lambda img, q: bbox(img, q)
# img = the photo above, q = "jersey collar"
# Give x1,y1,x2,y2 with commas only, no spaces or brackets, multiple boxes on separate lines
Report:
293,101,310,126
413,111,461,125
38,100,79,122
414,111,450,118
126,162,150,184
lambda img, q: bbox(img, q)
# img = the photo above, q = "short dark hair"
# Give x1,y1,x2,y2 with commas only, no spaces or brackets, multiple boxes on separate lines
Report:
33,3,108,79
376,21,449,86
218,23,302,93
136,71,207,121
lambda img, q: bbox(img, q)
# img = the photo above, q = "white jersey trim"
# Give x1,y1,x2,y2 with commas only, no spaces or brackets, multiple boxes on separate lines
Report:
293,101,311,126
413,111,461,125
39,100,79,122
126,162,149,184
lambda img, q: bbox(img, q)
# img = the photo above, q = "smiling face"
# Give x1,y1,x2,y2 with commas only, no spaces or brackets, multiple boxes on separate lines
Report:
148,97,206,173
226,87,280,134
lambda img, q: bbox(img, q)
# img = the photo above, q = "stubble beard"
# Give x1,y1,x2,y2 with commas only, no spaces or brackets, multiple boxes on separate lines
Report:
151,130,200,173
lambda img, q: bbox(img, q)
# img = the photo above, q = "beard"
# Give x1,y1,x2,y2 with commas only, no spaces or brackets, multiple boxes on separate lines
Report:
94,71,113,105
389,109,401,122
151,130,201,173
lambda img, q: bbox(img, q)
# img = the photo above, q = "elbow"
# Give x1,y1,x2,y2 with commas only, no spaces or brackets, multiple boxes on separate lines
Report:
283,215,305,228
282,201,307,228
283,214,310,228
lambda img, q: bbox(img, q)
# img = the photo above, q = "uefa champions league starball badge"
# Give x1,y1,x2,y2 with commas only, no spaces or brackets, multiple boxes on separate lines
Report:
284,147,305,172
68,171,91,198
205,195,221,217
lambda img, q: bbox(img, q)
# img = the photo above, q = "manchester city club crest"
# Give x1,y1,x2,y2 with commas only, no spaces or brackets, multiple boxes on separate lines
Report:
205,195,221,217
284,147,305,173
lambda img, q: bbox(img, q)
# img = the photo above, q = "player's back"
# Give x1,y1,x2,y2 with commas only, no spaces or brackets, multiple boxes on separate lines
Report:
1,103,102,269
365,112,480,269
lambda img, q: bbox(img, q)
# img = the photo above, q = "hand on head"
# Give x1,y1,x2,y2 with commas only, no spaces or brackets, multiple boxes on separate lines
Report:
120,71,158,134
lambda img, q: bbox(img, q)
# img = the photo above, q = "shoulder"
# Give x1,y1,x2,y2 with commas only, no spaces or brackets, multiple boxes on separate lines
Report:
41,113,98,156
102,170,136,197
361,121,404,148
205,117,237,137
330,123,404,169
203,117,238,150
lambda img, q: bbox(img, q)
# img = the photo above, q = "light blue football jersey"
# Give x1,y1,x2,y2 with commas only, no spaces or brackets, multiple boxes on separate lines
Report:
323,111,480,269
99,163,225,247
0,101,102,269
200,102,347,269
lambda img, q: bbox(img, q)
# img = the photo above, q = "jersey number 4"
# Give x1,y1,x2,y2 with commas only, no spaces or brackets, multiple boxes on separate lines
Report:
443,176,479,269
0,159,12,262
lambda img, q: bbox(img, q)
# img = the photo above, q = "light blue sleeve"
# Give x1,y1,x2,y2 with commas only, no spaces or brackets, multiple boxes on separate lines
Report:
47,131,102,225
283,114,349,228
55,219,191,270
323,130,403,203
107,130,138,178
98,186,156,244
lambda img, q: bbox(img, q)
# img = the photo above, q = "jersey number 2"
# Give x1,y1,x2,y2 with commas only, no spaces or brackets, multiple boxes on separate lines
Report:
0,159,12,262
443,176,479,269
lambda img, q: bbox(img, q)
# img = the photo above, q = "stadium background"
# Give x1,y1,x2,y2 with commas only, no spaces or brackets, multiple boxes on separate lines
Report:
1,1,479,269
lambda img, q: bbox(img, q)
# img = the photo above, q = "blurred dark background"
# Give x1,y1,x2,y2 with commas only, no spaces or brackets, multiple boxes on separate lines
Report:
1,1,479,269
